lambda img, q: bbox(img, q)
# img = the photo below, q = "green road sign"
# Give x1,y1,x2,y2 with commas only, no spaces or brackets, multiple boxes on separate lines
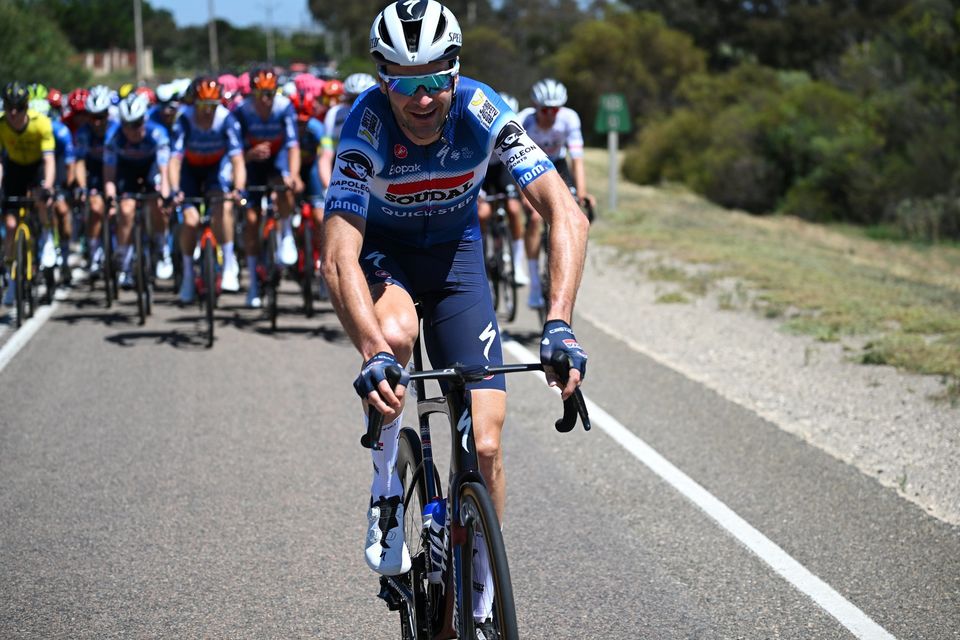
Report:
595,93,631,134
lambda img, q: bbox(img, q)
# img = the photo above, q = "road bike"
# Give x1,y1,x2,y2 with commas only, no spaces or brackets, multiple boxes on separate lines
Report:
2,196,39,328
127,191,161,326
182,195,232,348
247,184,288,332
294,198,320,319
482,192,518,324
365,330,590,639
97,195,119,309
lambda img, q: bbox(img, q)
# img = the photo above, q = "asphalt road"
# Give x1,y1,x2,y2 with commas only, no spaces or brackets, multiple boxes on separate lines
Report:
1,275,957,639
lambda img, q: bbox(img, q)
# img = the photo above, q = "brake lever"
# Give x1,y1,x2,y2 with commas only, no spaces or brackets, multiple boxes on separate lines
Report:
549,351,591,433
360,364,403,449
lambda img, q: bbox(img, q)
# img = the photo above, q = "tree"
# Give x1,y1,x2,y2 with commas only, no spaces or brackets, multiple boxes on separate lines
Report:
0,0,89,88
549,8,706,143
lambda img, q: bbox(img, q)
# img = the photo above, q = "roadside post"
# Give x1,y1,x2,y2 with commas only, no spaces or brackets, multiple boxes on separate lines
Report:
594,93,631,211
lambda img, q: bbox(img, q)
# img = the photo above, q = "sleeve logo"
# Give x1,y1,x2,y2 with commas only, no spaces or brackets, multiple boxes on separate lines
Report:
337,149,374,180
358,108,382,147
468,88,500,131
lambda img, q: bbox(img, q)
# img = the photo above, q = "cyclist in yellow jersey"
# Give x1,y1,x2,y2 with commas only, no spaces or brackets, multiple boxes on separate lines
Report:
1,82,56,305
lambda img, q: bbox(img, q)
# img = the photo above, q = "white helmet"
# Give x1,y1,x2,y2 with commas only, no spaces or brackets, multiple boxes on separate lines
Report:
531,79,567,108
498,92,519,113
119,93,150,122
29,98,50,116
155,83,179,105
343,73,376,97
370,0,462,66
86,85,113,114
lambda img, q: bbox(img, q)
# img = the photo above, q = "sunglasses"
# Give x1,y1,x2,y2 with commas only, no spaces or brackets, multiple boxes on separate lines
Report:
538,106,560,115
197,99,220,108
254,89,275,99
378,61,459,97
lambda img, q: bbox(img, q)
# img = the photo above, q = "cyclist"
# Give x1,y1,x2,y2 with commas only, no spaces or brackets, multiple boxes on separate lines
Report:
234,67,302,308
0,82,56,306
476,92,529,286
168,77,247,301
290,90,326,294
517,78,594,310
102,93,172,288
149,83,181,135
318,73,376,192
317,78,343,124
37,87,79,284
75,85,120,277
63,88,90,135
322,6,589,629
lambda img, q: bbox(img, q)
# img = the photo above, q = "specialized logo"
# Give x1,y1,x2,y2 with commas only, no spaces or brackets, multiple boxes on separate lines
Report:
456,408,472,452
338,149,374,180
384,172,474,205
495,122,525,154
364,250,387,269
479,322,496,361
448,32,462,45
399,0,424,19
394,144,407,159
359,108,382,147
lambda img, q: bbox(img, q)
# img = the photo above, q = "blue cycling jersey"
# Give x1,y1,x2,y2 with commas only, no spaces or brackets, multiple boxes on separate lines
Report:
76,120,120,174
323,77,554,248
299,117,325,168
234,95,298,159
52,119,76,165
172,104,243,168
103,120,170,168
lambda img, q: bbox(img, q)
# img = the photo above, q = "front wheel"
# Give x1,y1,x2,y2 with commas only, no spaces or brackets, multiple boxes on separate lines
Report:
202,242,216,348
134,219,147,325
456,482,518,640
14,229,27,328
302,219,315,318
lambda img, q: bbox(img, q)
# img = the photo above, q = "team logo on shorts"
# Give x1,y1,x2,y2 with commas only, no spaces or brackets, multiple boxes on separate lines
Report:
337,150,374,181
394,144,408,159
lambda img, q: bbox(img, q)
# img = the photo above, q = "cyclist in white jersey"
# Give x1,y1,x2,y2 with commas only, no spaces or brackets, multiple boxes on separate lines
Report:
322,5,589,620
517,79,595,309
318,72,377,192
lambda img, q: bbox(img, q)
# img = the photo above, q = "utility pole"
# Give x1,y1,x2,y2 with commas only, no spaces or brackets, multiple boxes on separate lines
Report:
262,2,276,63
208,0,220,72
133,0,145,82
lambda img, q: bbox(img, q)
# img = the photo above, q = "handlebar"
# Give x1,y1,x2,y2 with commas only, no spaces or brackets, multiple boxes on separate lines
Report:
360,355,590,449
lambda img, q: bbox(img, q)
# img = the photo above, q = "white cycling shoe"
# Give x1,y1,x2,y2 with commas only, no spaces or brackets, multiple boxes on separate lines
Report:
365,495,411,576
156,253,174,280
279,233,298,266
221,265,240,293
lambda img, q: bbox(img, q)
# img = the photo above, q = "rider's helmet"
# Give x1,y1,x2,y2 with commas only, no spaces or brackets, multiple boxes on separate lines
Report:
290,91,316,122
27,83,49,115
530,79,567,108
250,67,279,93
498,92,519,113
1,82,30,111
85,85,113,115
118,83,135,99
322,79,344,99
193,77,223,104
135,86,157,105
118,92,150,123
343,73,376,98
47,88,65,112
369,0,462,67
155,83,179,106
68,88,90,114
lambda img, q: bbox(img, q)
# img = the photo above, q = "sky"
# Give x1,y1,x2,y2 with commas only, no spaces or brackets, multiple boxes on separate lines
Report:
151,0,317,31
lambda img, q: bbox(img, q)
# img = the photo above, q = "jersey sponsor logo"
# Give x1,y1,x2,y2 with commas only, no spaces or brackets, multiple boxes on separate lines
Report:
337,149,374,180
388,163,422,176
468,89,500,131
504,144,540,171
329,177,367,195
326,198,365,215
359,108,382,147
384,172,474,205
394,144,407,159
381,193,475,218
495,122,525,154
516,162,548,188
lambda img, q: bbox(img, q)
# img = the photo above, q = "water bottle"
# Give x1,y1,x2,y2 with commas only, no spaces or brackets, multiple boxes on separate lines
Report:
422,497,447,584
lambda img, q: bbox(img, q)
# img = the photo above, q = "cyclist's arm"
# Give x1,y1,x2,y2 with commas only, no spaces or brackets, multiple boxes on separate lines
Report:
318,147,334,190
230,153,246,192
167,154,181,193
571,155,588,203
42,153,55,192
521,169,589,325
103,163,117,201
75,159,87,190
322,212,392,361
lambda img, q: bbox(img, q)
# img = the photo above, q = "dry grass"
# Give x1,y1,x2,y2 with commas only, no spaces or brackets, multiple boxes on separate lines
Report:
585,149,960,394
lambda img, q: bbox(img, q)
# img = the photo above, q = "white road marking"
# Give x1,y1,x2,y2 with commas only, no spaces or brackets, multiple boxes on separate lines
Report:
0,290,66,375
503,338,897,640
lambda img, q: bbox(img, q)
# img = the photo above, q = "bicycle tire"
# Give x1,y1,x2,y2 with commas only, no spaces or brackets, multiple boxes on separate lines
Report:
134,216,147,325
14,229,27,328
499,229,518,323
487,232,502,314
302,219,315,318
456,482,518,640
202,242,216,348
396,428,445,640
102,213,114,308
266,228,279,331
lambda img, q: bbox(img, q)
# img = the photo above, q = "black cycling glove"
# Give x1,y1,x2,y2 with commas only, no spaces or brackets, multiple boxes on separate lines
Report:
540,320,588,382
353,352,410,399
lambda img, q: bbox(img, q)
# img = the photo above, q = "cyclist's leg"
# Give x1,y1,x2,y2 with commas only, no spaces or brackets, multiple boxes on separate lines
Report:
244,163,270,306
177,168,204,301
521,190,544,306
212,157,237,284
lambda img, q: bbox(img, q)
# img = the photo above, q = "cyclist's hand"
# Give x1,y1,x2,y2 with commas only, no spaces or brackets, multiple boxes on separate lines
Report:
248,142,271,162
354,351,410,417
540,319,588,400
285,174,303,194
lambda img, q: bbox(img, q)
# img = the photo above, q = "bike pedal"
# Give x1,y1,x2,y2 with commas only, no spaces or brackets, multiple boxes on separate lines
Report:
376,577,402,611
